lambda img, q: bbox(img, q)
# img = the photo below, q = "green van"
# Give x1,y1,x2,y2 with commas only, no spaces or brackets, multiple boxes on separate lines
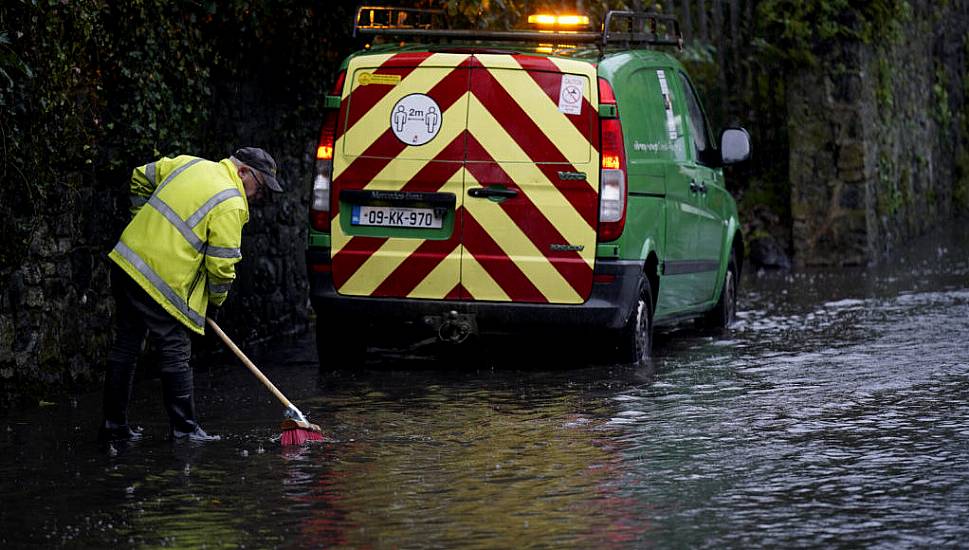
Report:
306,7,751,363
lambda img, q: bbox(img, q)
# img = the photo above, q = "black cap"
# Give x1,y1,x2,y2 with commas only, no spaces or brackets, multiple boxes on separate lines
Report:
233,147,284,192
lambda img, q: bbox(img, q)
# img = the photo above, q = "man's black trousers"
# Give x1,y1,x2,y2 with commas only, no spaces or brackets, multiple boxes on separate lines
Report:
102,265,201,436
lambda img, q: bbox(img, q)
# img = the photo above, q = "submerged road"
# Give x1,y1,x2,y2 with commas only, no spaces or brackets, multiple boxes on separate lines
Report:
2,225,968,547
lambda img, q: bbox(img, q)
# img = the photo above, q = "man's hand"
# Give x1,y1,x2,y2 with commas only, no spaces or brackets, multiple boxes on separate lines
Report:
207,305,222,321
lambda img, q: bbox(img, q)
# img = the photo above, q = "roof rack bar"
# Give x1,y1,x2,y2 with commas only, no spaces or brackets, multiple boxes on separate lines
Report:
352,6,682,49
357,27,601,44
353,6,446,38
602,11,682,48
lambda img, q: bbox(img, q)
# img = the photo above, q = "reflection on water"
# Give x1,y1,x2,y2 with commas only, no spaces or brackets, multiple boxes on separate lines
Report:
2,226,969,547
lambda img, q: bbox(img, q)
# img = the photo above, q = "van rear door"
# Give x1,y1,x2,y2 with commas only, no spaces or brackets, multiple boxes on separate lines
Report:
331,52,472,299
463,55,599,304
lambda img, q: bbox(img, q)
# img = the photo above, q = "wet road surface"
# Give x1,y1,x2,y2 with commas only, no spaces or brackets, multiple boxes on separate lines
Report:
2,226,968,547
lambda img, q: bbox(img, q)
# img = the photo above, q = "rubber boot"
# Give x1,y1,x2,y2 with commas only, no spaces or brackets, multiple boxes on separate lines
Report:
162,369,220,442
98,360,143,443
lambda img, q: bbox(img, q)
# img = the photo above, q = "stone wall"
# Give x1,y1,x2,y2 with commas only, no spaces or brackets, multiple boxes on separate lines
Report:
788,1,969,266
0,2,357,410
1,175,118,403
0,147,317,409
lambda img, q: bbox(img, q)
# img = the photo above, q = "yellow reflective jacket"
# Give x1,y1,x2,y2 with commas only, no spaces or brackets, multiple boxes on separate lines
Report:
109,155,249,334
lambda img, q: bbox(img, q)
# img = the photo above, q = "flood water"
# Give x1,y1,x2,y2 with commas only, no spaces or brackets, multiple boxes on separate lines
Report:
3,225,969,548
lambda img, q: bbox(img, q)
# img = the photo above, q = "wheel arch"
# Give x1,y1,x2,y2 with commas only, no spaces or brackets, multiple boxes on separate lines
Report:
708,222,744,307
644,251,660,314
729,227,744,284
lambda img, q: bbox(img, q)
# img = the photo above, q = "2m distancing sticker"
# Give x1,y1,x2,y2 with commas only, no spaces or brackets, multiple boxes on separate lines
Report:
390,93,442,146
558,74,584,116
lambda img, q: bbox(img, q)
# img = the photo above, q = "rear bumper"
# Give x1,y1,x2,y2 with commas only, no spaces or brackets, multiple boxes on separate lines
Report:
307,247,642,335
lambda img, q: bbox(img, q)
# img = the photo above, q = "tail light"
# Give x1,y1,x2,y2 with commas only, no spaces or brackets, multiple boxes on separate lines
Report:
598,77,627,242
329,70,346,97
310,110,336,232
310,72,345,232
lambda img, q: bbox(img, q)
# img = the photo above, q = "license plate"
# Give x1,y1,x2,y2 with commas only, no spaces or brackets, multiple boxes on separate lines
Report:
351,205,443,228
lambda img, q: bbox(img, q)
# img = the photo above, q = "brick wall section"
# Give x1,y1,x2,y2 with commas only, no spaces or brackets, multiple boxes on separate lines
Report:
789,1,968,266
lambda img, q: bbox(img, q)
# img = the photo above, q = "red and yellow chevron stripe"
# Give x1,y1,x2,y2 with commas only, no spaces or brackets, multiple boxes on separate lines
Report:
331,52,600,304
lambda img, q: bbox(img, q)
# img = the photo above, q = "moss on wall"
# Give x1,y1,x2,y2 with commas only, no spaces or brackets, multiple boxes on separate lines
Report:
754,0,911,67
0,0,359,409
955,33,969,213
771,0,967,264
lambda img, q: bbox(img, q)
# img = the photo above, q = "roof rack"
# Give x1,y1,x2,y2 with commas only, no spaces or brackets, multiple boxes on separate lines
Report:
353,6,682,49
602,11,682,48
353,6,447,37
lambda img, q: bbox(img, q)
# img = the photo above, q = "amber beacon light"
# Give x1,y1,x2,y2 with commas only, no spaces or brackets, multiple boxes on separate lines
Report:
527,14,590,28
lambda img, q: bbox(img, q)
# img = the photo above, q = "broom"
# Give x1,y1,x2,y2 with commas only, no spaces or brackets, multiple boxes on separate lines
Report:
206,318,324,446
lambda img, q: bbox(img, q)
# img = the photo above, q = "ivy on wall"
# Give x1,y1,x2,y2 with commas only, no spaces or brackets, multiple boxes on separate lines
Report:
0,0,358,277
1,1,101,272
0,0,364,408
754,0,912,66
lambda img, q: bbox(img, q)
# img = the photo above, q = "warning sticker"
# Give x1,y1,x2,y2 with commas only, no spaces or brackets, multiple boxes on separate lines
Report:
656,70,678,140
558,74,585,116
390,93,442,146
358,72,401,86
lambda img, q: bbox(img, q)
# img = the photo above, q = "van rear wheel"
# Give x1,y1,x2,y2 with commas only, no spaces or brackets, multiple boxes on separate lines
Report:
701,253,737,329
617,276,654,365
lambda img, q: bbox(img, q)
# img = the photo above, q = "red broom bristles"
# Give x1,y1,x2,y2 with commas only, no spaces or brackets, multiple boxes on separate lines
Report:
280,418,324,446
205,318,325,447
281,427,324,446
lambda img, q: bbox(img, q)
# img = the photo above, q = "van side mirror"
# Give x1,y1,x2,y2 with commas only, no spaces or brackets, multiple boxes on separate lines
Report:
720,127,751,165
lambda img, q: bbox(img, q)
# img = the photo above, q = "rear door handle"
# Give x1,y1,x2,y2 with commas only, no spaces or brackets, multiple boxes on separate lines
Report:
468,187,519,199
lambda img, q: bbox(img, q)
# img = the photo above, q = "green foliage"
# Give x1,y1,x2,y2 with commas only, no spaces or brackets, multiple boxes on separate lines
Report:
738,177,790,224
955,147,969,212
96,2,214,166
932,64,952,129
754,0,912,67
0,0,357,274
957,35,969,213
0,0,104,270
441,0,525,29
876,151,902,217
875,57,894,118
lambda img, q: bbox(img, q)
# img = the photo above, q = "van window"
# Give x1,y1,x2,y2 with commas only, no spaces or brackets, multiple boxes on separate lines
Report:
676,71,716,166
622,69,687,163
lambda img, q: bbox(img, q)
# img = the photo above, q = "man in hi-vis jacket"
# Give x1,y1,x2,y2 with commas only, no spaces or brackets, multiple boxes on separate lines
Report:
100,147,283,443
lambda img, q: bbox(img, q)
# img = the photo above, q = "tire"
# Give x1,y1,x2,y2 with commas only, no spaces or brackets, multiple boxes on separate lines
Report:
616,276,654,365
702,253,738,329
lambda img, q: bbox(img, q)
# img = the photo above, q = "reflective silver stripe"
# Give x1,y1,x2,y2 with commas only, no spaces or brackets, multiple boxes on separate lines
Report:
186,188,242,228
145,162,156,187
147,196,204,251
145,157,241,261
130,195,148,208
154,158,203,196
206,246,242,259
113,241,204,328
208,282,232,294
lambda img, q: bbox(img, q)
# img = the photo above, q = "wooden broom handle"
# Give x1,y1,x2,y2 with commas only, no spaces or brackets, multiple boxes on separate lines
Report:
206,318,295,411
